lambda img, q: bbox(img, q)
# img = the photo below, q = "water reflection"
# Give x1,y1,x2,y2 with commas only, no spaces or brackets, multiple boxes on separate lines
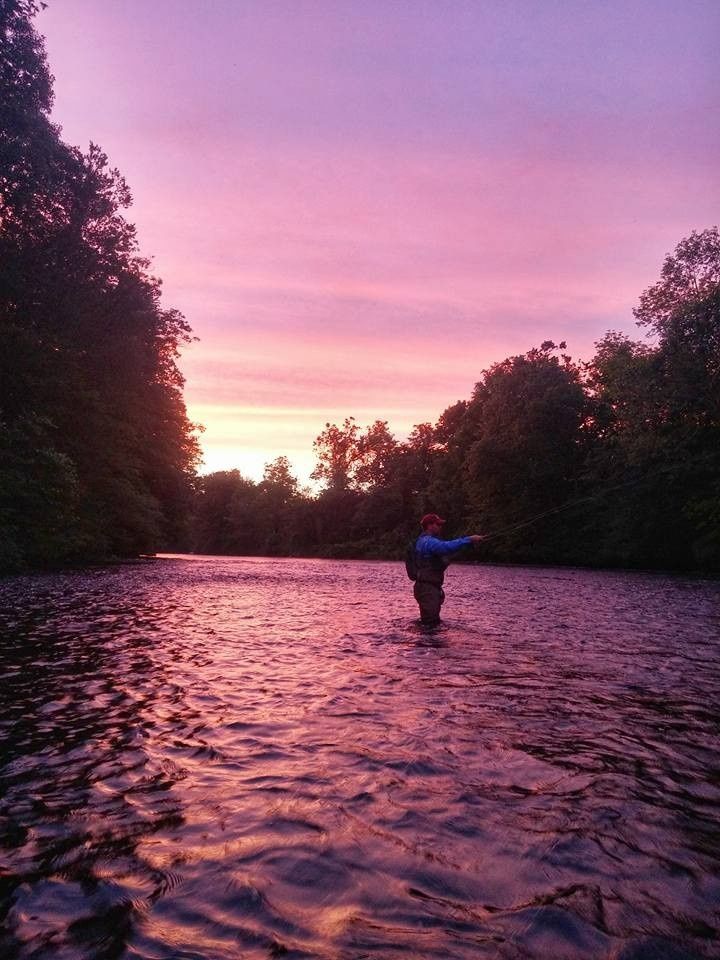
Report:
0,581,191,958
1,557,718,959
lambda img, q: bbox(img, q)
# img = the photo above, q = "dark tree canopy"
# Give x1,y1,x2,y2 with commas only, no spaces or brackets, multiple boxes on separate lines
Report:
1,0,200,570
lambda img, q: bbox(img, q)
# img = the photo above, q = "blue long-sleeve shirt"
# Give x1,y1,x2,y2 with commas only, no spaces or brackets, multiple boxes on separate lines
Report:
416,534,472,557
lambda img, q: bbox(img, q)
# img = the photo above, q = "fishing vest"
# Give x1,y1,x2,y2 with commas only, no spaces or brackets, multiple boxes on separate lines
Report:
409,537,448,587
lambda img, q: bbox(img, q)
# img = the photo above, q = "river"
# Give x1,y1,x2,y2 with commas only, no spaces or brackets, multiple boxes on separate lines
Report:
1,556,719,959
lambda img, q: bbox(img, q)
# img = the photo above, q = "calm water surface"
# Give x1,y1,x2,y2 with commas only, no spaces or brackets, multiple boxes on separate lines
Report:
1,557,719,959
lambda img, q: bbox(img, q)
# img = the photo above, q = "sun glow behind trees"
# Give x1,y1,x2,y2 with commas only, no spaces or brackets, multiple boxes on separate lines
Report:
195,229,720,571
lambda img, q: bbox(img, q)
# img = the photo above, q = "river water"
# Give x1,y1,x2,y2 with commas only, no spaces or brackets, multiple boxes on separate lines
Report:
1,556,719,960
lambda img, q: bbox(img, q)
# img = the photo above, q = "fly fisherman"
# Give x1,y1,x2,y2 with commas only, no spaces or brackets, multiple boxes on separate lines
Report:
410,513,485,626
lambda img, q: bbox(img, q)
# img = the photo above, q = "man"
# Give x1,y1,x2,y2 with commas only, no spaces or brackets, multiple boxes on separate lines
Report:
413,513,484,625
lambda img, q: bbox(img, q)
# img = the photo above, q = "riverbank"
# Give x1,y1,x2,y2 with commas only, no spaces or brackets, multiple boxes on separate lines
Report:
4,546,718,580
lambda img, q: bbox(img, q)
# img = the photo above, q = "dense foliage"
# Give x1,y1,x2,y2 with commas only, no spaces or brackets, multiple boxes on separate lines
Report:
194,230,720,572
0,0,200,571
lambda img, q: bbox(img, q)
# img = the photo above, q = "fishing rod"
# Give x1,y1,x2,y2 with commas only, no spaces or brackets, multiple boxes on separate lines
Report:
478,464,680,543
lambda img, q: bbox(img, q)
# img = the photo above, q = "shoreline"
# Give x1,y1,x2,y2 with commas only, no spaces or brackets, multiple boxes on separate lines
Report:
4,551,717,581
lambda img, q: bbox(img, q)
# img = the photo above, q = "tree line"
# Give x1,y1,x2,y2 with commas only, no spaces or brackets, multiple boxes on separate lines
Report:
1,0,200,571
195,226,720,572
2,1,718,574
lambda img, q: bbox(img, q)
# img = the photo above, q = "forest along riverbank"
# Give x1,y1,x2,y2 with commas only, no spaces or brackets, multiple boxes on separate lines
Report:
1,557,718,959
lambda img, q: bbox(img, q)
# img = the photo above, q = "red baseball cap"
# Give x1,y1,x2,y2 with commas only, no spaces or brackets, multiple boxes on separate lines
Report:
420,513,446,528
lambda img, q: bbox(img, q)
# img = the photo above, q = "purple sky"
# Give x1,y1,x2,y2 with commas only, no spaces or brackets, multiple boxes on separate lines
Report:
39,0,719,481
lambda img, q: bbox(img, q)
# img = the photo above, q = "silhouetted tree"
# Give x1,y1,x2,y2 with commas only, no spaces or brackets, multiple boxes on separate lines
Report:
310,418,360,491
255,457,301,553
582,229,720,567
354,420,400,490
0,0,199,569
459,343,586,559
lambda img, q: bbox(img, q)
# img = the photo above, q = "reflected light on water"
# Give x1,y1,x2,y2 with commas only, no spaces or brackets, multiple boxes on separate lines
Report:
1,556,719,959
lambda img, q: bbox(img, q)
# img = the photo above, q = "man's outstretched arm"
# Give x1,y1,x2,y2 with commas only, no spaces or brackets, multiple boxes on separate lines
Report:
422,535,484,555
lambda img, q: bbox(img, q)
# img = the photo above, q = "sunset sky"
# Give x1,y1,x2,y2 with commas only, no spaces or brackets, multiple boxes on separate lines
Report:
39,1,718,482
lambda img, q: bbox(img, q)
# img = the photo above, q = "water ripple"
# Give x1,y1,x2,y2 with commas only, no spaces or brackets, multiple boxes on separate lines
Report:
1,557,719,958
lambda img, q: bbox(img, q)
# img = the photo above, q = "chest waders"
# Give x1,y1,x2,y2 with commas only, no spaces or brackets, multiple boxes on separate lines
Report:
413,551,448,625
